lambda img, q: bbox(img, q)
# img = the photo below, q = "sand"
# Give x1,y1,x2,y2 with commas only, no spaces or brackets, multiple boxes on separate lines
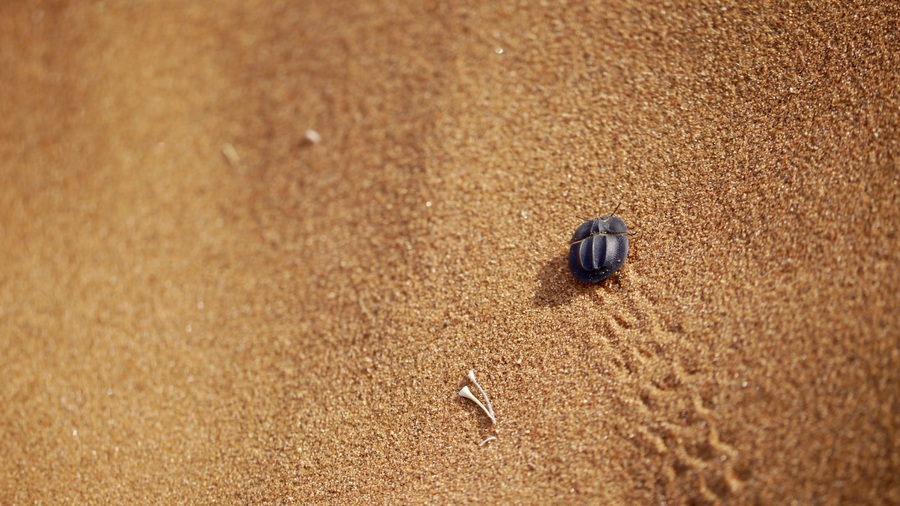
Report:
1,0,897,504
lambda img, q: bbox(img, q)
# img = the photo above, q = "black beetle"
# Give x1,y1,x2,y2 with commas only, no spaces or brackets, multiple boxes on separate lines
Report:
568,205,632,283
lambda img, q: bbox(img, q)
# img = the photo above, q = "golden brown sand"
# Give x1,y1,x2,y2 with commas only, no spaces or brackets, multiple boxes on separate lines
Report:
1,1,897,504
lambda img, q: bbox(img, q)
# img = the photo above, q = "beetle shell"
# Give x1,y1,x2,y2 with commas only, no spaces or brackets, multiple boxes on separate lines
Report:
568,214,630,283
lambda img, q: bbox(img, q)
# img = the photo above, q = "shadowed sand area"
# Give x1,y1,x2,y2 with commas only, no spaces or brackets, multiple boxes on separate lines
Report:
1,1,897,503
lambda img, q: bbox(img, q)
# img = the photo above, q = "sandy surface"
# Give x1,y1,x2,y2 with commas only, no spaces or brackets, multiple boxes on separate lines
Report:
1,1,897,504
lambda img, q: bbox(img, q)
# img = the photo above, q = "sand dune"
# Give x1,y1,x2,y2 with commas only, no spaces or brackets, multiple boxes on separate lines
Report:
1,1,897,503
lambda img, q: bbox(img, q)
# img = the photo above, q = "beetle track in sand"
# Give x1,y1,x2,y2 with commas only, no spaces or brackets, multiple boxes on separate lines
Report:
598,271,747,504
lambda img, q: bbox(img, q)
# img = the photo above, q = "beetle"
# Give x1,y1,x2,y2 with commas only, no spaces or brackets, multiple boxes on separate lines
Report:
568,205,632,283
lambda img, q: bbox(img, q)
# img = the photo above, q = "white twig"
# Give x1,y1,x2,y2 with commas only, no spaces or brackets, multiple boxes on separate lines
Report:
479,436,497,447
458,386,497,425
467,370,495,419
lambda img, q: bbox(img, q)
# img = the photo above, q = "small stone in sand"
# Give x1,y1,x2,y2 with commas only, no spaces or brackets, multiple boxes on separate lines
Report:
222,142,240,166
304,129,322,144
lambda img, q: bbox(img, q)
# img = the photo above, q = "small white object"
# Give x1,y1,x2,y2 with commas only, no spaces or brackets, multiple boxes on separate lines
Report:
467,370,495,419
458,386,496,425
304,129,322,144
222,143,240,166
479,436,497,447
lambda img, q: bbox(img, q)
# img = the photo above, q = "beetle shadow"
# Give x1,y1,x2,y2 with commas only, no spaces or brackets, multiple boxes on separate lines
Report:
533,254,594,307
534,254,627,307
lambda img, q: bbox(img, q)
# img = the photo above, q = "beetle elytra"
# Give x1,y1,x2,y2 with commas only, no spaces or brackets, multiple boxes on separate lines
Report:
568,205,631,283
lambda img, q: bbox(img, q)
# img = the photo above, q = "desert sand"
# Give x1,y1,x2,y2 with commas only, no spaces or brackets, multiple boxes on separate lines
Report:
1,1,897,504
